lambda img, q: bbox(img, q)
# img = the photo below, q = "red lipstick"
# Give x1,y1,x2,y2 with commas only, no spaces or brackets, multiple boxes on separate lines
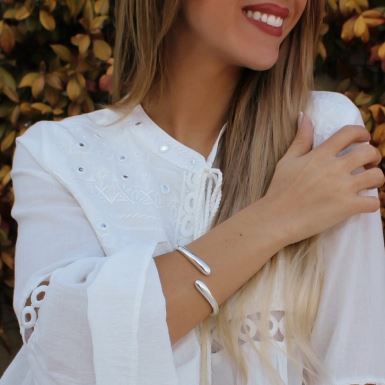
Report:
242,3,289,37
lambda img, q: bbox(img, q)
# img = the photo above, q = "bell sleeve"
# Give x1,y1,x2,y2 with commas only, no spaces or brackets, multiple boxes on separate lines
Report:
309,101,385,385
1,134,180,385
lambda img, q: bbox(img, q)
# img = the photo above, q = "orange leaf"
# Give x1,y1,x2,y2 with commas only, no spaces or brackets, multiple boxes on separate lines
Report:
19,72,40,88
0,164,11,180
341,18,355,41
53,108,64,115
75,72,86,88
361,9,383,17
95,0,109,15
66,0,86,18
15,5,32,20
0,67,16,92
10,105,20,126
50,44,73,62
90,16,108,31
93,39,111,61
44,0,57,13
354,16,368,38
355,91,373,106
71,33,91,55
39,10,56,31
369,104,385,122
3,9,17,20
31,75,45,98
1,252,14,270
2,86,19,103
373,123,385,143
31,103,53,114
46,72,63,90
364,17,385,28
67,78,82,101
20,102,32,114
0,131,15,152
0,22,15,53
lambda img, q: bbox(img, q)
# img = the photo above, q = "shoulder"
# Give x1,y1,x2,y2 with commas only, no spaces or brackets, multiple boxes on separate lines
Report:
307,90,364,147
13,107,132,171
16,107,122,147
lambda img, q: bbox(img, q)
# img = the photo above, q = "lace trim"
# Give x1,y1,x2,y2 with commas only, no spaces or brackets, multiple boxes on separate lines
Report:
20,279,50,344
176,170,199,244
210,310,286,354
175,168,222,245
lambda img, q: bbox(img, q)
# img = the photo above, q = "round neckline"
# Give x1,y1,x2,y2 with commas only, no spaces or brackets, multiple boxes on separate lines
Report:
128,103,227,171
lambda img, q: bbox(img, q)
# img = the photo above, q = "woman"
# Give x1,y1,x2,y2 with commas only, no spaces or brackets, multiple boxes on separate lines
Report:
2,0,385,384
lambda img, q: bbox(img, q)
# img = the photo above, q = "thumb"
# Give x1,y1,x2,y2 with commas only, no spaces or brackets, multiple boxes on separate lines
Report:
285,111,314,158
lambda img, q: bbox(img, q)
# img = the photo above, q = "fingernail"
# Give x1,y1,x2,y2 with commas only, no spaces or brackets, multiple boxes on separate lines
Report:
298,111,304,127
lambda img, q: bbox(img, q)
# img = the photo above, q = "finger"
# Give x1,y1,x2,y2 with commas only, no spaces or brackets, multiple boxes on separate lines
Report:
355,195,381,214
352,167,385,192
363,147,383,169
340,143,382,172
317,125,371,156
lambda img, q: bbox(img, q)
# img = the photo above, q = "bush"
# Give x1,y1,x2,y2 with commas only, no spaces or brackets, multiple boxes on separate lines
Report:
0,0,384,375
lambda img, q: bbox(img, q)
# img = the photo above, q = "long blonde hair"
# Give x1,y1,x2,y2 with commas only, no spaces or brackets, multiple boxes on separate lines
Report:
100,1,328,384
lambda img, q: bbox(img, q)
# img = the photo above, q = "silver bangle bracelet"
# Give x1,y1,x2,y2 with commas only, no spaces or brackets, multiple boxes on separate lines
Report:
176,245,212,276
194,279,219,316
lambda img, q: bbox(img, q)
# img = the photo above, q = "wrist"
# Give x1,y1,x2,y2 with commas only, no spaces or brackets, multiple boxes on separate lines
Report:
251,195,293,250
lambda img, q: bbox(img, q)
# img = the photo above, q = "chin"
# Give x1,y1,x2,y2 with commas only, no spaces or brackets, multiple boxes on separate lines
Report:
246,61,277,71
236,55,279,71
229,45,280,71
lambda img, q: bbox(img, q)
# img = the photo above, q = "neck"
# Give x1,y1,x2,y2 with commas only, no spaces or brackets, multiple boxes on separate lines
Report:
142,18,241,160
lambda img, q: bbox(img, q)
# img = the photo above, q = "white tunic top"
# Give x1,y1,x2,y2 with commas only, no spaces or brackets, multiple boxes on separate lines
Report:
1,90,385,385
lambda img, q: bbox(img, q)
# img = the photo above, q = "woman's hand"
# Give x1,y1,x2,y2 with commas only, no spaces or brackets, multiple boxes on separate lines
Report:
263,112,385,245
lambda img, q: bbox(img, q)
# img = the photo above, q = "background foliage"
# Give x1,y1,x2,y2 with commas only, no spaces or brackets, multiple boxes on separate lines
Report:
0,0,384,375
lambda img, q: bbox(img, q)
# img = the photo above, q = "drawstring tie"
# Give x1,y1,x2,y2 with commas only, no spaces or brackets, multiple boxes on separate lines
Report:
193,167,223,385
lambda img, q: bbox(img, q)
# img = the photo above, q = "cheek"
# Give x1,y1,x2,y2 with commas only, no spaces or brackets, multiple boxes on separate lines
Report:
288,0,308,33
181,1,237,45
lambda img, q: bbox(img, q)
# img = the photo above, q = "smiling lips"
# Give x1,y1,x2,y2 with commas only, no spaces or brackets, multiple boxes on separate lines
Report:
242,3,290,37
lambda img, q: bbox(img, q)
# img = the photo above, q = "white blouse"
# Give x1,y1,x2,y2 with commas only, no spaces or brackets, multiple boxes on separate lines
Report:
1,90,385,385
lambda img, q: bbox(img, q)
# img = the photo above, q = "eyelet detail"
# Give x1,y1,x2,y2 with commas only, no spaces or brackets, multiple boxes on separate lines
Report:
21,306,37,328
161,184,170,193
30,285,48,308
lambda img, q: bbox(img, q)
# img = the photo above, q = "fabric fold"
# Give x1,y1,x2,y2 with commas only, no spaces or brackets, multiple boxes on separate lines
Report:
87,240,179,385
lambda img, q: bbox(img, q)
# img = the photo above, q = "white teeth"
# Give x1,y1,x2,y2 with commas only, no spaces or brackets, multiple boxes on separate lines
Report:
252,11,261,20
267,14,276,25
244,10,283,28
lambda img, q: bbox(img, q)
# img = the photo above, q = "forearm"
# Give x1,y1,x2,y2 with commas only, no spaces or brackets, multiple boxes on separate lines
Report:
154,195,289,345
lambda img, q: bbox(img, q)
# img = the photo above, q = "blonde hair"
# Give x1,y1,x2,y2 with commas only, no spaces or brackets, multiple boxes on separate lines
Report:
99,1,328,384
